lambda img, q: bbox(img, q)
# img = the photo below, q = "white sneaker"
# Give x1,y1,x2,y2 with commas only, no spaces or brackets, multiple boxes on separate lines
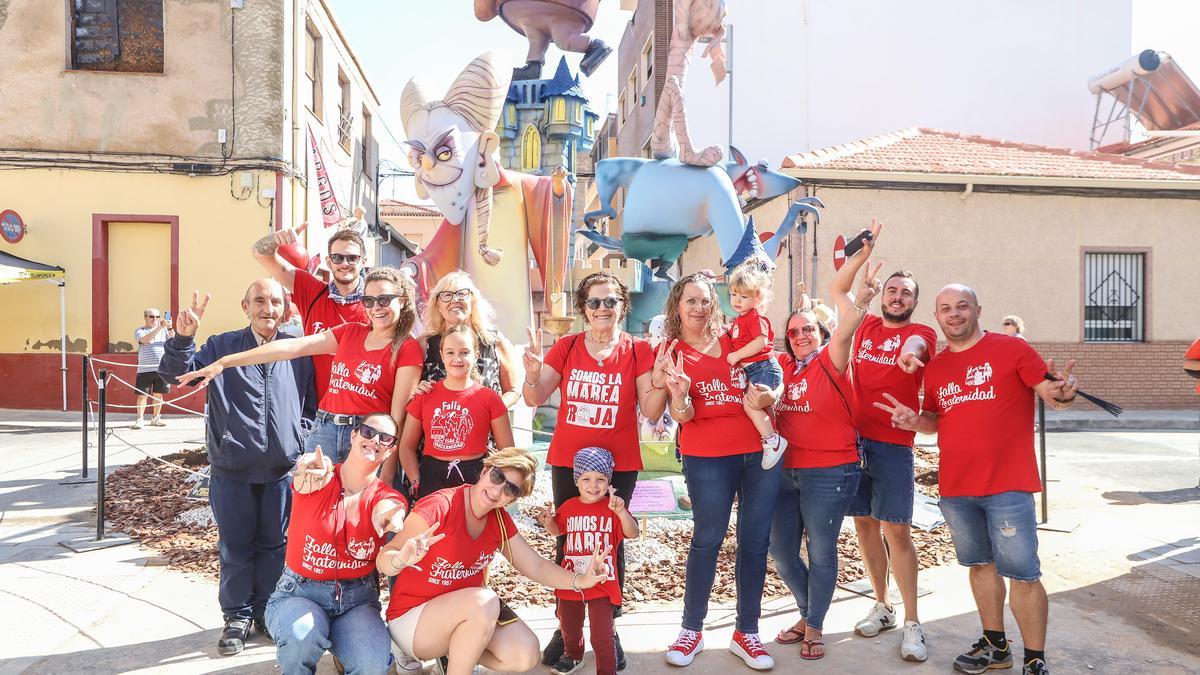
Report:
854,601,897,637
900,621,927,662
666,629,704,666
760,434,786,470
391,644,422,673
131,419,144,430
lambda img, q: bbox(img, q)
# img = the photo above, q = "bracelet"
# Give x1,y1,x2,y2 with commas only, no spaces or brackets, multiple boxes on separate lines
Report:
852,302,868,313
391,551,409,574
672,398,691,414
650,381,667,390
570,571,583,593
524,378,540,388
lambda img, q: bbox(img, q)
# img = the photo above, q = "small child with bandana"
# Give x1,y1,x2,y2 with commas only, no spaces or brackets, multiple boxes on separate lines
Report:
538,447,640,675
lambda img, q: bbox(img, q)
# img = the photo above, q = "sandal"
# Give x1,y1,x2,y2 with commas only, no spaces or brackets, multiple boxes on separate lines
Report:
800,639,825,660
775,622,807,645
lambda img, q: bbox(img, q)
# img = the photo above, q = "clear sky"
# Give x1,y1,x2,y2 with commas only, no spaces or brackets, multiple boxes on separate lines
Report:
329,0,1200,202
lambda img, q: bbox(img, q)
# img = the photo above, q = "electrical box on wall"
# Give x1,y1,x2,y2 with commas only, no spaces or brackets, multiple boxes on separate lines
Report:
218,129,227,144
231,0,245,9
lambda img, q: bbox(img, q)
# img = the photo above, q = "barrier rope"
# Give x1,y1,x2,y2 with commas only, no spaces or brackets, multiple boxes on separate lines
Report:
87,359,207,416
511,425,554,438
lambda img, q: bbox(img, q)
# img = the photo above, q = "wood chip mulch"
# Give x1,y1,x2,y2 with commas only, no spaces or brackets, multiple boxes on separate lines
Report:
106,446,957,607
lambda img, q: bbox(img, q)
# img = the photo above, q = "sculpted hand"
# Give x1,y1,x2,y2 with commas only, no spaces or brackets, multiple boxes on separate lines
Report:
897,350,923,374
873,393,920,431
175,290,212,338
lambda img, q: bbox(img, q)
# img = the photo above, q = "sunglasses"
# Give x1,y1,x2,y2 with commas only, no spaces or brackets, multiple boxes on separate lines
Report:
786,325,819,339
1002,321,1015,326
486,465,522,500
585,297,620,310
145,314,160,318
437,289,472,303
357,423,397,447
361,294,400,308
329,253,362,265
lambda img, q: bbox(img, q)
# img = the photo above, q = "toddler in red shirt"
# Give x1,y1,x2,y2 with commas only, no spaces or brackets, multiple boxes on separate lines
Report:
725,260,787,469
539,447,640,675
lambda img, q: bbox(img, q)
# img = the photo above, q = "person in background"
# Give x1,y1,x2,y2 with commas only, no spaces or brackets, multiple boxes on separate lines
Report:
1002,315,1027,341
133,306,174,429
159,283,316,656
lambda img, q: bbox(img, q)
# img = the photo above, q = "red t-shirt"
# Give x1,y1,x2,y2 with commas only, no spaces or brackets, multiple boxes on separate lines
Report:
1186,338,1200,393
292,270,367,401
406,382,507,460
553,497,623,606
922,332,1046,497
320,323,423,414
386,485,516,621
545,333,653,472
284,466,406,581
727,309,774,364
777,350,859,468
851,314,938,446
675,336,760,457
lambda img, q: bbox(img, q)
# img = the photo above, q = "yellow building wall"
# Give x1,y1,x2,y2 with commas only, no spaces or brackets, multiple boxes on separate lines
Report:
0,168,278,354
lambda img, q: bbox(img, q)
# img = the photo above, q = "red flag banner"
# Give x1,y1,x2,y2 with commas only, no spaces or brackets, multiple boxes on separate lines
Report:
308,128,343,229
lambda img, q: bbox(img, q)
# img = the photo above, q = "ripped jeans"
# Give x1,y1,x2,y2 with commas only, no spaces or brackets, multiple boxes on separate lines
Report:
940,491,1041,581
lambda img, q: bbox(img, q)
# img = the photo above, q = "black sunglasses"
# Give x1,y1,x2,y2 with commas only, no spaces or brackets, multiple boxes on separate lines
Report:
357,423,397,447
585,297,620,310
487,465,522,500
361,294,400,309
329,253,362,265
1002,321,1015,326
437,289,472,302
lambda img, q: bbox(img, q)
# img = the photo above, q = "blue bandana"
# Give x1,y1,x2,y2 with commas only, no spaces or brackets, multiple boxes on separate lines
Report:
573,447,615,482
328,274,365,305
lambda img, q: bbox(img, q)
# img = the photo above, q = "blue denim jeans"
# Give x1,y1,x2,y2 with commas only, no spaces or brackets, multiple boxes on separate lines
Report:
940,491,1041,581
265,567,391,675
304,414,355,464
769,463,861,630
681,452,781,634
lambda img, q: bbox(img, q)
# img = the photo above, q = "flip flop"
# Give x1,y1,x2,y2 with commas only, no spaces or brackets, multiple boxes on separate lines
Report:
801,639,825,660
776,624,806,645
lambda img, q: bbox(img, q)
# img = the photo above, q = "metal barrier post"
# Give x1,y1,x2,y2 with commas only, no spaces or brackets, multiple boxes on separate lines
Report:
96,369,108,541
1038,397,1048,524
81,354,89,478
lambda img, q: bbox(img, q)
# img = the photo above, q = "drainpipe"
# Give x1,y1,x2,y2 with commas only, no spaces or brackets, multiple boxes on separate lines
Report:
960,182,974,201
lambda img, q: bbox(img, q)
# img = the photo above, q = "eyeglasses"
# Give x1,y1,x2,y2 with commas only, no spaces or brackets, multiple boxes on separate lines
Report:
145,314,160,318
585,297,620,310
361,294,400,308
329,253,362,265
1002,321,1015,326
786,325,819,339
437,289,472,303
357,423,397,447
486,465,522,500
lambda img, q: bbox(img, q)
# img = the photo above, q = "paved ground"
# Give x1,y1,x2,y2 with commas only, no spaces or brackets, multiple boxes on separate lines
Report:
0,408,1197,674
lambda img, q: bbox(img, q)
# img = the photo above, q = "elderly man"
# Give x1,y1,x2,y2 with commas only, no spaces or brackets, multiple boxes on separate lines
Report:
877,284,1077,675
159,280,316,656
133,307,174,429
847,270,938,662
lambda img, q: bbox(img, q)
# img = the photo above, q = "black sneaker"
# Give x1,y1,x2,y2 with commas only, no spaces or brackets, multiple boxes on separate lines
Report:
542,628,565,665
252,614,271,642
954,636,1013,674
614,631,627,671
1023,658,1049,675
217,617,251,656
551,655,585,674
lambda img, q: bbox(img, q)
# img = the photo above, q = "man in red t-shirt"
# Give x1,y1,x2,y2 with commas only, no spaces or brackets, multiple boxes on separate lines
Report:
876,284,1078,675
251,224,368,400
1185,338,1200,393
847,270,938,662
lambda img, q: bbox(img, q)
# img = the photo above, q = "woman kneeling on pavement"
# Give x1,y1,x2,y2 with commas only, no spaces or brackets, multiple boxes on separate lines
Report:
265,412,419,675
380,447,612,675
770,221,883,660
657,271,782,670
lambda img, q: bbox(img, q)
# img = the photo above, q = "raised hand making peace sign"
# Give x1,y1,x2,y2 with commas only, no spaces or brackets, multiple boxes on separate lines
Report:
578,543,614,588
175,289,213,338
650,338,679,389
395,521,446,571
523,326,545,385
663,350,692,401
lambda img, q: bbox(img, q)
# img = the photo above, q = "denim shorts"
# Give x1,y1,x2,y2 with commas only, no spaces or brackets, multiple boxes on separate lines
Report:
939,491,1041,581
848,438,914,523
743,357,783,390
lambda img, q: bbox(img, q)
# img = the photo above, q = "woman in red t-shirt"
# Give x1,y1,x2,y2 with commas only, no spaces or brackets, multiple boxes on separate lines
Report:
769,222,882,660
384,325,514,498
265,412,426,674
521,271,667,663
378,447,611,675
179,267,423,464
655,271,783,671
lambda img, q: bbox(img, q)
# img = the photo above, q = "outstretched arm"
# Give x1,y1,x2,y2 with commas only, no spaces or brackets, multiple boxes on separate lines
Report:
176,330,337,387
828,219,884,373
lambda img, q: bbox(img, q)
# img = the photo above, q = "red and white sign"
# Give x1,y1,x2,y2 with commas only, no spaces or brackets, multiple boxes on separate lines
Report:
308,129,344,229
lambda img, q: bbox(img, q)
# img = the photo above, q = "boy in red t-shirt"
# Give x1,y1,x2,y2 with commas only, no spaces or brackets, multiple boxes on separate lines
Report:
539,447,639,675
725,261,786,469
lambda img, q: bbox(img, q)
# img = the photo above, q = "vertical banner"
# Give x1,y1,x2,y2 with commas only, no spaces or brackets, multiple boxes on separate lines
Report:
308,128,344,229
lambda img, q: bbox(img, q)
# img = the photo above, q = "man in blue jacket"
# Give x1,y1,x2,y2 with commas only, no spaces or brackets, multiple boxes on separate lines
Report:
160,280,316,656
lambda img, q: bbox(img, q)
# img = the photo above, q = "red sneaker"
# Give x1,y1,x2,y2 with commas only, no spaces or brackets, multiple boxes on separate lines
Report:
666,629,704,666
730,631,775,670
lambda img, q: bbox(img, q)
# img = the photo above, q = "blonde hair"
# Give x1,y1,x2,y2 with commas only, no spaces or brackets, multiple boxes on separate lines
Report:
440,324,483,383
727,260,774,305
363,267,417,356
422,271,497,346
1003,315,1025,334
484,446,538,498
664,272,726,343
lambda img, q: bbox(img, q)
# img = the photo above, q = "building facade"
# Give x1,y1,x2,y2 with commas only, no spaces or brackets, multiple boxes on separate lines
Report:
0,0,383,410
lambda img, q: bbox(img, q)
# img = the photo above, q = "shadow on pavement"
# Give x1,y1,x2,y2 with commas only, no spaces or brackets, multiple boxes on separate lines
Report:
1103,486,1200,505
